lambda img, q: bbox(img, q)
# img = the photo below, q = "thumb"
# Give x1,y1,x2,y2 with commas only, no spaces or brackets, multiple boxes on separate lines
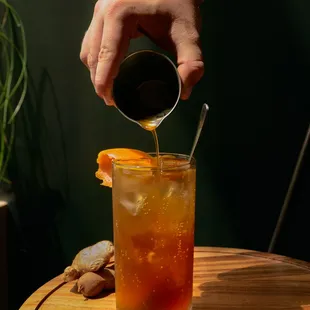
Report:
176,40,204,100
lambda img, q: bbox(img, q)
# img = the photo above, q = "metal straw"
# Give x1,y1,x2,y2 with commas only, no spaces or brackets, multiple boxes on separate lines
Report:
189,103,209,162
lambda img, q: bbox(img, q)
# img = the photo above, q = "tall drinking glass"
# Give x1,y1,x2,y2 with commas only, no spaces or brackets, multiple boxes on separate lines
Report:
112,153,196,310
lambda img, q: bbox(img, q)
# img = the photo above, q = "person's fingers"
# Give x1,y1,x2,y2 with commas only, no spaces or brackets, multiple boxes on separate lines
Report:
171,5,204,99
174,34,204,100
82,0,203,103
80,1,102,69
94,14,131,105
88,21,104,85
80,30,91,67
84,2,105,85
177,52,204,100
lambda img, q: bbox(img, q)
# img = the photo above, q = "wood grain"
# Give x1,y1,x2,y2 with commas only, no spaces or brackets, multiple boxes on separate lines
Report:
20,247,310,310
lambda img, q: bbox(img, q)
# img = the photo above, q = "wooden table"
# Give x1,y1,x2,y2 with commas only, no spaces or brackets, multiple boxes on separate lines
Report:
20,247,310,310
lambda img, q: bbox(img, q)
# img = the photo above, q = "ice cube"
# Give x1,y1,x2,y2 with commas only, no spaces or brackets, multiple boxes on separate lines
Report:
121,175,141,193
161,180,181,199
120,170,153,193
120,192,147,216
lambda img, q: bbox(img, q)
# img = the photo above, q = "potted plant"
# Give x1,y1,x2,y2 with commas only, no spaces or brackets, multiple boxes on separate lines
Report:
0,0,27,192
0,2,27,309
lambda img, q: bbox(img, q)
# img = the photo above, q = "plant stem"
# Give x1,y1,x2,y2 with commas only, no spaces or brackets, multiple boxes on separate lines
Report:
0,0,27,183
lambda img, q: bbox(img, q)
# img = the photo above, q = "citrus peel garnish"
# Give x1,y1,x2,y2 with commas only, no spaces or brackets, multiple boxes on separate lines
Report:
95,148,151,187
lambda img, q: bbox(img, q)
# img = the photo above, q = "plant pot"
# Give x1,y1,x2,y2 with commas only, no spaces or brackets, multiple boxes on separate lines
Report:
0,189,13,310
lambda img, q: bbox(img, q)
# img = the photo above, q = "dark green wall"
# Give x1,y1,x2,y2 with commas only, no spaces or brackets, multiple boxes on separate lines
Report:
7,0,310,309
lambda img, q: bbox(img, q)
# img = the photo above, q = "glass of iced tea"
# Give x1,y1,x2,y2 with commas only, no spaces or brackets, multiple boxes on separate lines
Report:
112,153,196,310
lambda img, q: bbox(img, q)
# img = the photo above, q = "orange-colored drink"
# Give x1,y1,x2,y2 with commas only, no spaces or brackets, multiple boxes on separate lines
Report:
112,154,196,310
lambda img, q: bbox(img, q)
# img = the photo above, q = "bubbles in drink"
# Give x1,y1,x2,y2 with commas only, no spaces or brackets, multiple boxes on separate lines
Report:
113,155,195,310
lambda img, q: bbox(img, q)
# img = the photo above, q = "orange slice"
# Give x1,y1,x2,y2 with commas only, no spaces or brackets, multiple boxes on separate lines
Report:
95,148,151,187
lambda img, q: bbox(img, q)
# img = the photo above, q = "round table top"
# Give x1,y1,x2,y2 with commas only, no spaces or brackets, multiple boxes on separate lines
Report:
20,247,310,310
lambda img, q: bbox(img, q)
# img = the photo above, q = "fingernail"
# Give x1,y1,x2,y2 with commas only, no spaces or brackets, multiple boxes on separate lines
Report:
181,86,193,100
105,99,115,106
105,93,116,106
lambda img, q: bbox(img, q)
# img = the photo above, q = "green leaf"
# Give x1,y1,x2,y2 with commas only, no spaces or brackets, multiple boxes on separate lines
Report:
0,0,27,183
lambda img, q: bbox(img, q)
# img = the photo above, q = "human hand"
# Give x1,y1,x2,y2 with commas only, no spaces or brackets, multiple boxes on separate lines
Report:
80,0,204,105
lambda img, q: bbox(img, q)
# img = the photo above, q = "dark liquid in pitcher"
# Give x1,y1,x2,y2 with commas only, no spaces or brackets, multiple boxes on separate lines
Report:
115,80,178,122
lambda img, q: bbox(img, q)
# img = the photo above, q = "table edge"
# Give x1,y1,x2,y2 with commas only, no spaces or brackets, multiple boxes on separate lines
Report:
196,246,310,270
19,246,310,309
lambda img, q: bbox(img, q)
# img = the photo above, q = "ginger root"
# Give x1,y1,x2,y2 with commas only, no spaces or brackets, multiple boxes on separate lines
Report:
63,240,114,282
77,268,115,297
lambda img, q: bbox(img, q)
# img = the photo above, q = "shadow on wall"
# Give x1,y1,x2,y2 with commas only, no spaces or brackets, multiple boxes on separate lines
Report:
8,68,69,310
